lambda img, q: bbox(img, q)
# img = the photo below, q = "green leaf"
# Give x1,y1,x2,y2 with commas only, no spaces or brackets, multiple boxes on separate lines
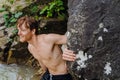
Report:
40,0,65,18
0,8,6,12
56,7,64,12
9,0,15,4
56,1,63,6
3,13,9,19
47,11,52,17
30,6,39,13
15,12,23,18
49,3,55,10
40,6,48,15
10,18,17,22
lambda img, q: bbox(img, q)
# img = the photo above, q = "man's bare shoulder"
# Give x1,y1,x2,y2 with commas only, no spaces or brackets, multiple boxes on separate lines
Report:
40,33,57,37
37,34,49,40
36,34,51,44
37,33,66,44
44,33,63,39
38,34,57,41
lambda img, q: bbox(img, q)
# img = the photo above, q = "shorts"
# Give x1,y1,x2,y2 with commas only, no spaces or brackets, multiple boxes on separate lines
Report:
41,70,73,80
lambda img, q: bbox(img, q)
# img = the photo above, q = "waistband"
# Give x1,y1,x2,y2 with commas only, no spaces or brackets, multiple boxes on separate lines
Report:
49,73,72,79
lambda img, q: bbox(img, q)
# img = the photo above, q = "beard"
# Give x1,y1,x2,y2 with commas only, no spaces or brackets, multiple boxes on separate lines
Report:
19,37,26,42
19,35,32,42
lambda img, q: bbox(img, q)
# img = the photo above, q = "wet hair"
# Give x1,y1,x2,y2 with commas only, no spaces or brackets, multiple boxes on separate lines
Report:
17,16,39,35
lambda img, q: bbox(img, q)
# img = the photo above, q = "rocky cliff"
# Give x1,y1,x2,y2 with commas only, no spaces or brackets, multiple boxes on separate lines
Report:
67,0,120,80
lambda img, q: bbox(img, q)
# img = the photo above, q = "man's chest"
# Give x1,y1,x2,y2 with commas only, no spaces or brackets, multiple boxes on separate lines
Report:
31,46,52,60
29,41,54,59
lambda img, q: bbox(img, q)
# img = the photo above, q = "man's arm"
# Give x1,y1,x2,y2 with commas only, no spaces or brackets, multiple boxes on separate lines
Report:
46,34,67,45
46,34,76,61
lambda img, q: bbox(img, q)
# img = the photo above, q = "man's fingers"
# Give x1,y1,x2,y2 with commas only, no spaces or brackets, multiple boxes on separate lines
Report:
63,48,76,61
62,53,76,61
63,53,76,59
63,51,76,57
62,54,75,61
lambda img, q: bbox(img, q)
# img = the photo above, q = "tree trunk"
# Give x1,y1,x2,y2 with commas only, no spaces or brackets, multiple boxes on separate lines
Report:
67,0,120,80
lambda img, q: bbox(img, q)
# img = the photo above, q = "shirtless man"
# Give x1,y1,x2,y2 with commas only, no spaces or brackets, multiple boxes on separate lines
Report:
17,16,76,80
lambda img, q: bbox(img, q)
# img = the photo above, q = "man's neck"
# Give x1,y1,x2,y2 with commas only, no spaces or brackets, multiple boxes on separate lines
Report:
27,35,38,48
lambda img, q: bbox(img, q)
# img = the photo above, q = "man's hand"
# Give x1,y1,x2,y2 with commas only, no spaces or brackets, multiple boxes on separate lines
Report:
62,48,76,61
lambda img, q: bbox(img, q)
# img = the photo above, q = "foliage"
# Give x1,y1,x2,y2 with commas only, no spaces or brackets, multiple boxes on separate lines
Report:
0,0,67,30
0,8,6,12
3,12,23,28
21,2,40,20
0,1,24,35
8,0,15,4
40,0,65,18
0,0,33,28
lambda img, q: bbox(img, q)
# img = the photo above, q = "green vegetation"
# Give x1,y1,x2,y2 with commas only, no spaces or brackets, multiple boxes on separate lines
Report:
0,0,67,29
3,12,23,28
0,4,23,34
40,0,65,18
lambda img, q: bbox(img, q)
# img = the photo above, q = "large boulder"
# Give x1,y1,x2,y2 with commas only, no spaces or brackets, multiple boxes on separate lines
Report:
67,0,120,80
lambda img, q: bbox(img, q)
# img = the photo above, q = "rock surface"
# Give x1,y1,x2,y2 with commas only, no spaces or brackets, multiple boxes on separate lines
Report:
67,0,120,80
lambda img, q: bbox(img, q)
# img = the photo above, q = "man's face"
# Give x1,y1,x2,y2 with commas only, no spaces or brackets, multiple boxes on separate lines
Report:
17,23,33,42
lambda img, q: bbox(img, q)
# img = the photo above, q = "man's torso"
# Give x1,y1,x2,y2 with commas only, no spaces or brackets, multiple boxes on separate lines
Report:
28,34,67,75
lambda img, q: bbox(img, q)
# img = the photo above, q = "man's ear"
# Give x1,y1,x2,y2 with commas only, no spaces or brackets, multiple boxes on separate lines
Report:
32,29,36,34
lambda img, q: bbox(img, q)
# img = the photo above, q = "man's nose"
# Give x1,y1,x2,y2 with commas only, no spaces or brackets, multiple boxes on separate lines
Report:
17,31,21,35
